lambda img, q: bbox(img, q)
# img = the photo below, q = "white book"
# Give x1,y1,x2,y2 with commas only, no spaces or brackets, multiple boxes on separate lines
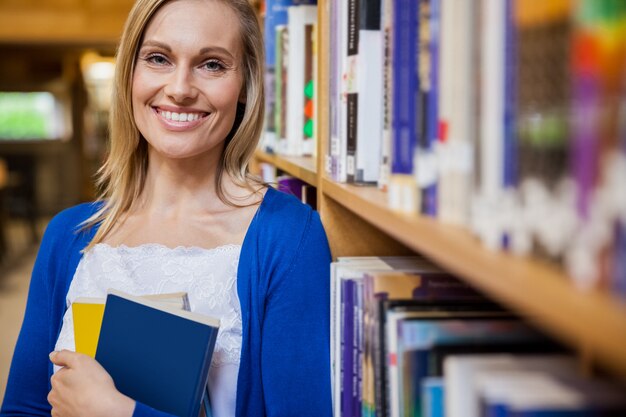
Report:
286,5,317,156
378,0,394,190
355,29,383,183
444,354,577,417
472,0,507,250
437,0,476,226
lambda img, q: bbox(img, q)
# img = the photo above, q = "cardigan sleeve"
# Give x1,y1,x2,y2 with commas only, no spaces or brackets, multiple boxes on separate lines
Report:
260,210,333,417
1,217,65,416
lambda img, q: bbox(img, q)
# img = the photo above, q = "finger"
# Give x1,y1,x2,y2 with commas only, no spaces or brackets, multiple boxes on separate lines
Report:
49,349,78,368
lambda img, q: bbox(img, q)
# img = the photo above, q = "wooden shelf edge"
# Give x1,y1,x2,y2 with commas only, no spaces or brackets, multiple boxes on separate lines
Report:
254,150,318,186
321,178,626,376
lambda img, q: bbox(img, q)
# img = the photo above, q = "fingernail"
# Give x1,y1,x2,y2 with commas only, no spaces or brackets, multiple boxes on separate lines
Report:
49,351,57,360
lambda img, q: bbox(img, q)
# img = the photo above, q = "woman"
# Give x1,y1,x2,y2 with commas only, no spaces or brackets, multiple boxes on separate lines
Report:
0,0,332,415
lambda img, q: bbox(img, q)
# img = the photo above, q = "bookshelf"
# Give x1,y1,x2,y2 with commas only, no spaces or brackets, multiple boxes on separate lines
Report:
254,0,626,381
254,150,318,187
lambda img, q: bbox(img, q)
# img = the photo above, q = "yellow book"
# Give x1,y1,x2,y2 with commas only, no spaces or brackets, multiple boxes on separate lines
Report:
72,292,190,358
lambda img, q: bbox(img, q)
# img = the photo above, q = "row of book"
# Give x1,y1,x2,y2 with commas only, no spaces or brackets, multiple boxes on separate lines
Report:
259,0,626,294
261,0,318,157
331,255,626,417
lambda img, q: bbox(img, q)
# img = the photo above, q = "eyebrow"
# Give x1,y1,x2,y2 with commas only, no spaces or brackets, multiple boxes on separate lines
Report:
139,40,236,60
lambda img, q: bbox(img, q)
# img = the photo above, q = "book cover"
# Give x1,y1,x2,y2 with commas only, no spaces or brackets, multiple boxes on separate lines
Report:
73,292,189,358
95,289,219,417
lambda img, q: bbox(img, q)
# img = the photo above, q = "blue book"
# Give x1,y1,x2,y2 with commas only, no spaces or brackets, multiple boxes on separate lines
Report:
421,377,444,417
95,289,219,417
341,278,356,417
422,0,440,216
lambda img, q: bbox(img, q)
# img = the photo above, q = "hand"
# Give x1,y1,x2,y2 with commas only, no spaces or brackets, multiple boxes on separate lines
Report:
48,350,135,417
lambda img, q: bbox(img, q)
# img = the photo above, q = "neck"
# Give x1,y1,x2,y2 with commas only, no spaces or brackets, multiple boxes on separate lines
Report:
137,148,227,216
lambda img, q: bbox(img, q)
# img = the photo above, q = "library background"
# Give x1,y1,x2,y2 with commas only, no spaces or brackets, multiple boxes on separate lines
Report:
1,0,626,415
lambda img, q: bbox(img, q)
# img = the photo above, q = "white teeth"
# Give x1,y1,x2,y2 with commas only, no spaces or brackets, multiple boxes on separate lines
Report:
159,110,203,122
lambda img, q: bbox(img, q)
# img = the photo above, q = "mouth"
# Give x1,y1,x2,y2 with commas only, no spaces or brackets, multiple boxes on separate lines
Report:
153,107,210,123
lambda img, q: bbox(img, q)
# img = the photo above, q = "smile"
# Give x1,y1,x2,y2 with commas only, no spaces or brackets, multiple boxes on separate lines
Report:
152,107,210,130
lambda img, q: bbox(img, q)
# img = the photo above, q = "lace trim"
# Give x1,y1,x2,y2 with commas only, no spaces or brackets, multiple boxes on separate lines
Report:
92,242,242,255
57,242,243,368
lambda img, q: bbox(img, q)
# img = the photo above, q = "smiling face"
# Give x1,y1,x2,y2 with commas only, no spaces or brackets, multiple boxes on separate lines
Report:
132,0,244,162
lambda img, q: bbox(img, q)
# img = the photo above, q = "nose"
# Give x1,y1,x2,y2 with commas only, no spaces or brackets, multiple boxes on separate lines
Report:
163,66,198,103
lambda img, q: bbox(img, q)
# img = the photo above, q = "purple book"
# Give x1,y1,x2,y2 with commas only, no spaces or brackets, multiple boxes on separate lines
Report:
390,0,418,176
422,0,440,217
341,279,356,417
277,176,306,200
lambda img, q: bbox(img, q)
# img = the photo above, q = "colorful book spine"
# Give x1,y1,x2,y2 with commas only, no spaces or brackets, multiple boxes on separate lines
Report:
388,0,419,213
286,5,317,156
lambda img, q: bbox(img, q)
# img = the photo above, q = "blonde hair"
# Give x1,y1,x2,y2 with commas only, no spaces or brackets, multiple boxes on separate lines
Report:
83,0,265,249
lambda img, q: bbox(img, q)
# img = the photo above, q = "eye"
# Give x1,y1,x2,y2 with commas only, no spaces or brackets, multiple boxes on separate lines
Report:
202,59,227,72
144,53,170,66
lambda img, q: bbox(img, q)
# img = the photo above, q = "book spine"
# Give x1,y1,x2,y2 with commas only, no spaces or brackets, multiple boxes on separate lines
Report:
345,0,360,183
342,279,355,417
389,0,419,211
475,0,506,250
356,0,383,184
275,25,288,150
354,280,364,416
303,23,316,156
378,0,393,191
421,0,440,217
373,298,386,417
502,0,517,192
328,0,340,179
337,0,349,182
421,377,444,417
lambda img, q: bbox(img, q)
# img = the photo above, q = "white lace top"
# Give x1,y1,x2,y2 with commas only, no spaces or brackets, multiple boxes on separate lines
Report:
54,243,243,417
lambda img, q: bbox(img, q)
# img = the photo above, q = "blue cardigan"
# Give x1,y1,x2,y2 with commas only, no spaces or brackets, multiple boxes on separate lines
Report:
1,187,333,417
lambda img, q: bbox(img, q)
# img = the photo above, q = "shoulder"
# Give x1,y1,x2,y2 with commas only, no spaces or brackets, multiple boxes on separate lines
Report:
253,187,328,253
44,202,102,239
255,187,326,240
41,202,102,251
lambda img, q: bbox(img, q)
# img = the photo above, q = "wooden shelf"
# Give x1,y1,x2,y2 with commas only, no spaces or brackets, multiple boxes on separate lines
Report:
254,150,318,186
322,177,626,376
